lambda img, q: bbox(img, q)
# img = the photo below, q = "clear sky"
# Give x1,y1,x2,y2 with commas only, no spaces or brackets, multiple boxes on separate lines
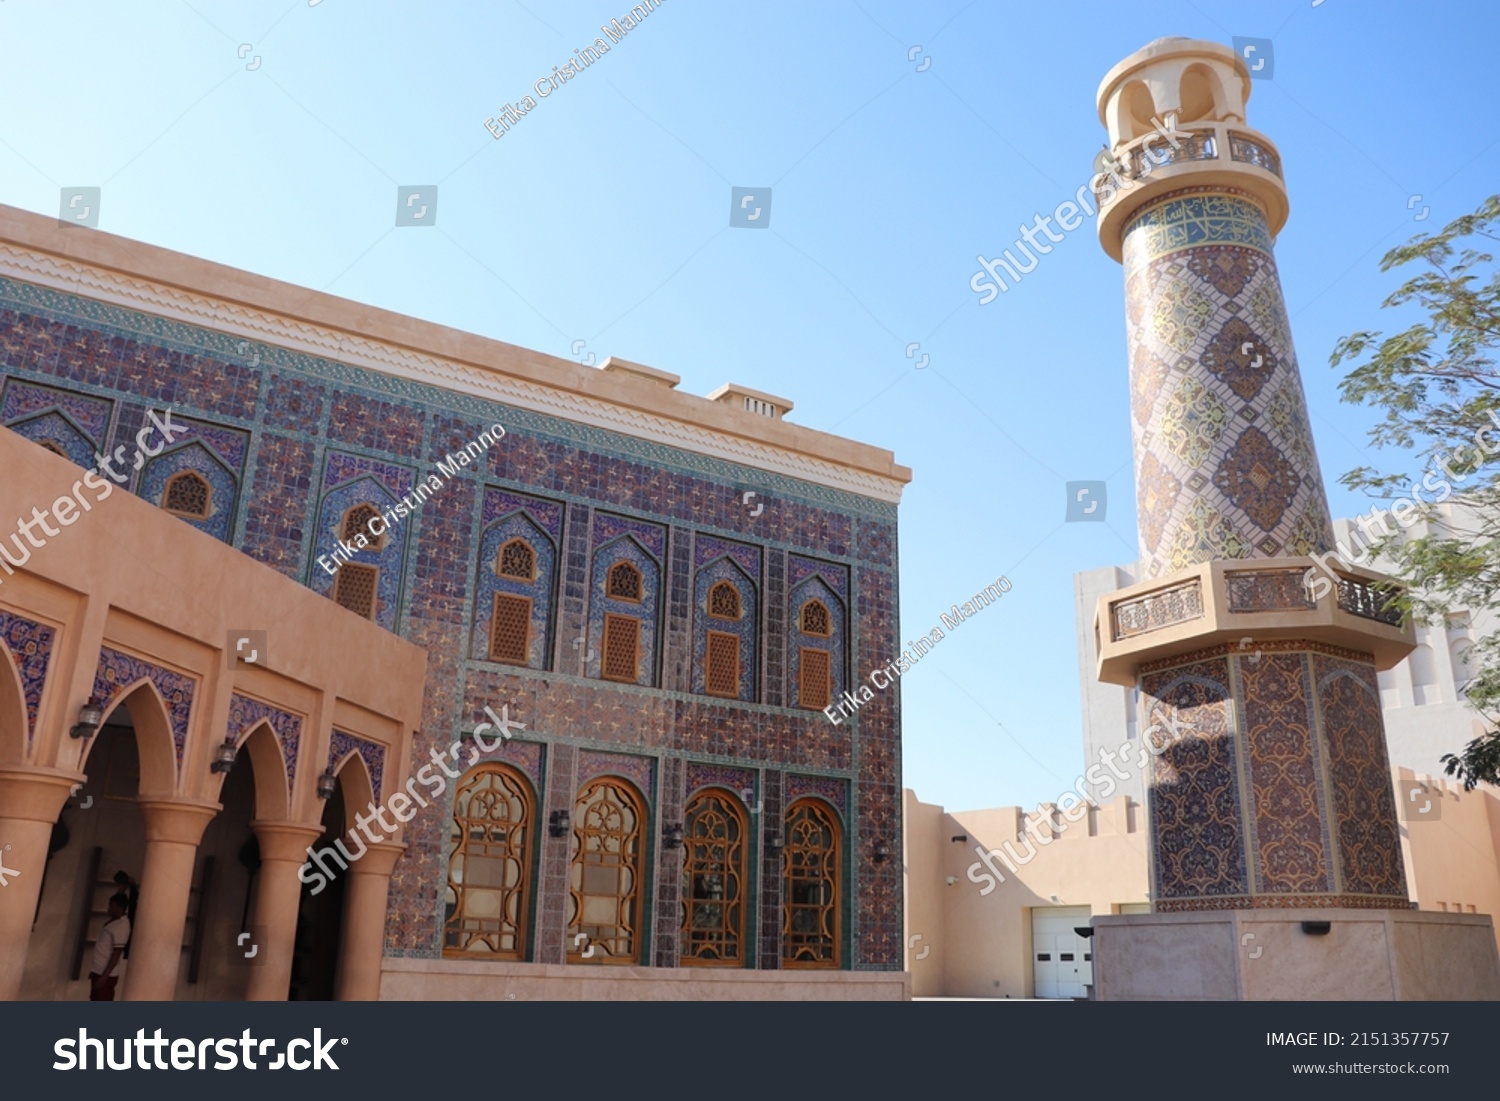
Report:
2,0,1497,813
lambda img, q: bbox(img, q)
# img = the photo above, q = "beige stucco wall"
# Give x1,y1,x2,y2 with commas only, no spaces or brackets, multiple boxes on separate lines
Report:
907,772,1500,998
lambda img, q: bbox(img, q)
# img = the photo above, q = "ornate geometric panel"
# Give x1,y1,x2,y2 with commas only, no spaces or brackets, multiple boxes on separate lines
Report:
1213,427,1300,532
327,728,386,802
601,613,639,683
489,593,532,665
783,798,840,968
1159,376,1231,466
474,511,555,669
1226,568,1316,612
0,608,54,748
92,647,195,768
444,763,534,959
227,692,302,783
1315,656,1407,899
341,502,382,546
333,563,379,620
1239,653,1330,895
799,647,832,711
679,788,747,966
705,631,741,698
1140,657,1248,902
588,535,661,688
1200,317,1279,401
568,777,646,964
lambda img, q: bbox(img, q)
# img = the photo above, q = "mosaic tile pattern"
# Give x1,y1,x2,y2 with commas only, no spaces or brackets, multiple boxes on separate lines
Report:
313,456,416,631
685,761,756,798
586,527,663,687
1121,190,1335,578
0,270,903,971
787,573,847,711
1140,656,1247,901
576,749,655,796
227,692,303,784
692,551,760,701
482,486,562,540
0,608,54,747
786,773,849,819
5,408,97,467
471,509,558,668
1,376,111,444
1315,654,1407,899
92,647,195,768
1238,653,1331,895
139,441,238,542
327,728,387,803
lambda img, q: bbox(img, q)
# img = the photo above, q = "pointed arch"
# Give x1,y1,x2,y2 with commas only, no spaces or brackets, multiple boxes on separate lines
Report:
230,719,291,821
1178,62,1228,124
328,747,377,835
87,679,179,796
0,639,29,763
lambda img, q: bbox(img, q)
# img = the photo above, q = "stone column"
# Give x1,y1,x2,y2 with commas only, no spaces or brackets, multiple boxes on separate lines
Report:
245,820,324,1001
123,799,219,1001
0,767,77,1000
335,842,402,1001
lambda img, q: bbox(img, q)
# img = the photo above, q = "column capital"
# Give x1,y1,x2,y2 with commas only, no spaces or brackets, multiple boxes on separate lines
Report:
137,798,220,846
0,765,85,823
249,820,326,863
347,841,404,878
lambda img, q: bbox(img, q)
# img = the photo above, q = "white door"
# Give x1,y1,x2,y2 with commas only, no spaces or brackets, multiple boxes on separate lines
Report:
1031,906,1093,999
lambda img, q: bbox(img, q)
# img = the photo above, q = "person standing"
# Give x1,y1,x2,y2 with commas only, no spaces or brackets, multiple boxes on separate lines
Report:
88,893,131,1001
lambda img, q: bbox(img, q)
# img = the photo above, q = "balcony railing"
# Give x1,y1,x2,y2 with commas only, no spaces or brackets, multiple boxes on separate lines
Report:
1335,577,1404,627
1111,578,1205,641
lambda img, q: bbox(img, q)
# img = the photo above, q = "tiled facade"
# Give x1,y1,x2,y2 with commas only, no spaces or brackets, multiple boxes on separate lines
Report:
0,269,904,973
1122,189,1335,580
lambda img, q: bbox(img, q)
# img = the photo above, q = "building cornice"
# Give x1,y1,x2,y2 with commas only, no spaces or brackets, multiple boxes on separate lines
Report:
0,205,911,504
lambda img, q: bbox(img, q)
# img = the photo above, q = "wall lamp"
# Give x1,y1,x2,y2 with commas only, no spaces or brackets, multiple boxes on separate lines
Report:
872,839,892,863
766,831,785,854
209,736,238,775
70,696,104,740
950,834,968,843
549,810,571,838
663,822,685,849
316,769,338,800
1300,921,1332,936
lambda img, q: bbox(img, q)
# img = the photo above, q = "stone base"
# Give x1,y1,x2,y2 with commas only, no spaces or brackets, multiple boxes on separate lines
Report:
380,958,910,1001
1091,908,1500,1000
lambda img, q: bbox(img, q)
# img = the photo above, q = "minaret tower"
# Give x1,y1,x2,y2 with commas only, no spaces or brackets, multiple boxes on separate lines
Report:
1092,39,1416,915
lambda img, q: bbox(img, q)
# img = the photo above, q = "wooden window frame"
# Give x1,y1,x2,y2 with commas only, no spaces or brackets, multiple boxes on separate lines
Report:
340,503,387,550
163,470,213,519
443,763,535,960
782,798,842,969
496,538,537,582
332,563,380,620
800,598,833,637
567,777,647,965
489,592,533,666
601,613,641,683
707,580,742,621
679,788,748,967
798,646,832,711
606,560,644,603
704,630,741,699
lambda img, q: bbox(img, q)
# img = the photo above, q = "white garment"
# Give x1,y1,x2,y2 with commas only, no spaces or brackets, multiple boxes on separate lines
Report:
91,915,130,975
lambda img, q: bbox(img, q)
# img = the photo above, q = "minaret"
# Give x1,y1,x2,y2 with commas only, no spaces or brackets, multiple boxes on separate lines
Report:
1092,39,1416,914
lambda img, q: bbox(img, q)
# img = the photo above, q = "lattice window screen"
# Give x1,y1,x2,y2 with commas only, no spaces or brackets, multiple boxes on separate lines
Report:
333,563,379,619
705,631,740,698
490,593,532,664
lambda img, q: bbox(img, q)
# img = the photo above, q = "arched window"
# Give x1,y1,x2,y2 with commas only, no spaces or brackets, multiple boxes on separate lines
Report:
568,777,645,964
444,763,534,959
498,539,536,581
708,580,742,620
332,563,379,620
340,503,386,550
163,470,211,519
800,599,831,637
607,560,643,602
680,788,747,966
783,799,841,969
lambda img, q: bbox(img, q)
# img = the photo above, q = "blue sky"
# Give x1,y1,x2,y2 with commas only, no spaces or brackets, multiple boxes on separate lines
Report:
2,1,1496,813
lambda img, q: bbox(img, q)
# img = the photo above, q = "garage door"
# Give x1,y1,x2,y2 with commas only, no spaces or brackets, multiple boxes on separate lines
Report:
1032,906,1093,999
